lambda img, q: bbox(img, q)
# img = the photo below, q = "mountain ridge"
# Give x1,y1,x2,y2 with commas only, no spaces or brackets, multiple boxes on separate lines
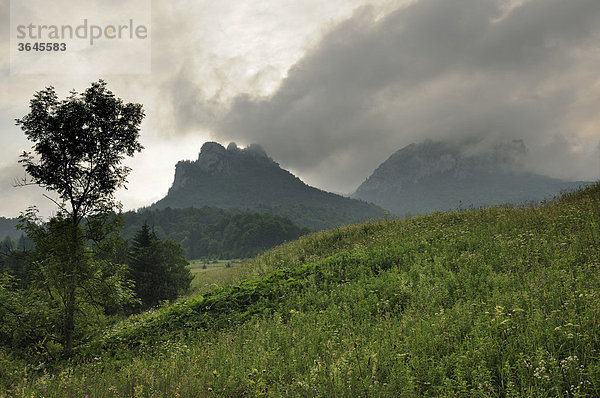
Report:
150,142,386,230
353,139,591,216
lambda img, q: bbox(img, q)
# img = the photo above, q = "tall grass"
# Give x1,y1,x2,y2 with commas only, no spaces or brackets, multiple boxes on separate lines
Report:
2,184,599,397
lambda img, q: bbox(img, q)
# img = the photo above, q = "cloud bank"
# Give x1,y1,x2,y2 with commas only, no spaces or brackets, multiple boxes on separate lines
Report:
0,0,388,216
2,0,599,216
209,0,600,192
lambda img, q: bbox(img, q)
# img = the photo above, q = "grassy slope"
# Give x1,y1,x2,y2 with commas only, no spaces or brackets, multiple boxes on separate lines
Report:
4,184,600,397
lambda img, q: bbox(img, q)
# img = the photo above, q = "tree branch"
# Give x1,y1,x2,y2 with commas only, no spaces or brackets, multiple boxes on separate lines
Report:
42,194,68,213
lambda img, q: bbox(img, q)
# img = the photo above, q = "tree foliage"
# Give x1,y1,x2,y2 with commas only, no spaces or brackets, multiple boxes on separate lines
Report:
128,223,193,310
16,80,144,220
6,215,134,358
122,207,310,259
12,80,144,356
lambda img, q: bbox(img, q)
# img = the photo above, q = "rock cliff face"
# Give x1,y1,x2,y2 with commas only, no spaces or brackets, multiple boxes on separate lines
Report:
170,142,273,192
353,140,589,216
151,142,386,230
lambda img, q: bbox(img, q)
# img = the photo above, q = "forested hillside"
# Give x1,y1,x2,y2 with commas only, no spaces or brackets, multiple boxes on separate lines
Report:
151,142,386,230
122,207,310,259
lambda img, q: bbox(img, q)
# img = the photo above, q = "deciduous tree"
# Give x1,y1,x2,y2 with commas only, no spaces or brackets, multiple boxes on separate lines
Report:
15,80,144,355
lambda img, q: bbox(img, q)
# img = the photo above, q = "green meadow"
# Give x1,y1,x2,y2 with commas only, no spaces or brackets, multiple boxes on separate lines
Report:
2,183,599,397
187,259,245,295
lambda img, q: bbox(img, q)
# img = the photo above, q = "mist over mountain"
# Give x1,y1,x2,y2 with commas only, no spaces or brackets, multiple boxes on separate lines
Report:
353,140,591,216
150,142,386,230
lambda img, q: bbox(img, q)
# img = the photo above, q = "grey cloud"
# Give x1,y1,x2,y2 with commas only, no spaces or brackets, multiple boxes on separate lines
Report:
525,135,600,181
0,0,9,72
163,63,222,135
211,0,600,192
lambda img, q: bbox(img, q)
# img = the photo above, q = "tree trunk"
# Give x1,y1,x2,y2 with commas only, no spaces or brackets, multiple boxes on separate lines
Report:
64,284,76,356
64,219,79,357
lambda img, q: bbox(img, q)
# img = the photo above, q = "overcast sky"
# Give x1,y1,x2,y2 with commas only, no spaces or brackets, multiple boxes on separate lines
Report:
1,0,599,218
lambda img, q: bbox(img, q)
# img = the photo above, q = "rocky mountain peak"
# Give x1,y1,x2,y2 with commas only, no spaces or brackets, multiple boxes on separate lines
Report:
353,138,586,216
197,142,228,173
199,141,227,156
364,139,528,189
153,141,387,230
193,141,273,175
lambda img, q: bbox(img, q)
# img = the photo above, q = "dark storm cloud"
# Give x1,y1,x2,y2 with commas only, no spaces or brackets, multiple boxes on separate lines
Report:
210,0,600,191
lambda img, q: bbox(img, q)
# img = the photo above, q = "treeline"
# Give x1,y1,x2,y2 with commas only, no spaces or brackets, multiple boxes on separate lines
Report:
0,208,304,360
0,208,311,261
0,234,33,252
121,207,311,259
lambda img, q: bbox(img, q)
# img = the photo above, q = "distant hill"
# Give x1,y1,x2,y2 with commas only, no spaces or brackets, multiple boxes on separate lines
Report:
0,217,20,240
0,217,22,245
353,140,591,216
150,142,386,230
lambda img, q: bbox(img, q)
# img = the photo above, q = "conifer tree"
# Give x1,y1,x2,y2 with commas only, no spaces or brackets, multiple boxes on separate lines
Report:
128,223,192,310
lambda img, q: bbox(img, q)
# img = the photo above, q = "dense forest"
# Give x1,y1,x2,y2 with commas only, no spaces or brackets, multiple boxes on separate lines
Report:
0,208,310,261
122,207,311,259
